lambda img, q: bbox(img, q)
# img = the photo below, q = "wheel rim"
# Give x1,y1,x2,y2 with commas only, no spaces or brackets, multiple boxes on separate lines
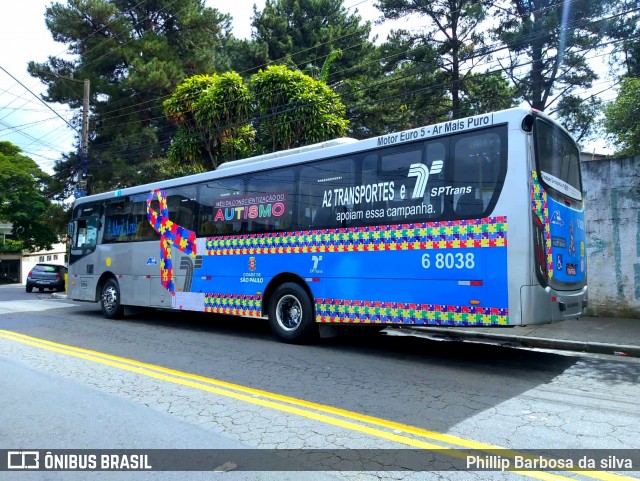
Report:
102,285,119,313
275,294,303,331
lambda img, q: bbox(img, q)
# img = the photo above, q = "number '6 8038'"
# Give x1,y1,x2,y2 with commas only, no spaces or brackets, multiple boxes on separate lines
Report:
421,252,475,269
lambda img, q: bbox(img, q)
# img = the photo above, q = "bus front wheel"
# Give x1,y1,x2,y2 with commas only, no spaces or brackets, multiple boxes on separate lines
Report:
268,283,317,344
101,278,124,319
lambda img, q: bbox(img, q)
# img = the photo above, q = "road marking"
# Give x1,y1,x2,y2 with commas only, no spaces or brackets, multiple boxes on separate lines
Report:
0,300,78,314
0,330,634,481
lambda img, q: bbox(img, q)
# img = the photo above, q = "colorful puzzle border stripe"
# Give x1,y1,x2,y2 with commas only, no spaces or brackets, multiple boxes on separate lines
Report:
315,298,509,326
204,217,507,256
198,294,509,325
530,172,553,278
204,293,262,317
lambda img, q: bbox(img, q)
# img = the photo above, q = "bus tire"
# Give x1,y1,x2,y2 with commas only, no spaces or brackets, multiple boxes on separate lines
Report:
268,283,318,344
101,278,125,319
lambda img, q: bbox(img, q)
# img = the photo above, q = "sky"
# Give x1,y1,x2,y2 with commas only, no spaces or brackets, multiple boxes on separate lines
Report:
0,1,614,176
0,2,78,174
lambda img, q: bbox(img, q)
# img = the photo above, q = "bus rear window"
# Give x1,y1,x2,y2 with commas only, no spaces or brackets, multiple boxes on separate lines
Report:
535,119,582,200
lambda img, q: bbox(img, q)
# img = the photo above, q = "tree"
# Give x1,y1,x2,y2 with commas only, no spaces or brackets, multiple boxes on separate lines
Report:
458,71,517,118
493,0,605,139
164,65,349,167
251,65,350,152
28,0,234,192
0,142,59,252
163,73,254,169
250,0,375,85
603,77,640,156
340,31,451,137
377,0,494,120
603,0,640,78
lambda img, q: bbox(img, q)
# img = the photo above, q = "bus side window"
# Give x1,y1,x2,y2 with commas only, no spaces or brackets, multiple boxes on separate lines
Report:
197,185,215,236
455,189,484,216
199,179,245,236
164,186,197,232
422,142,447,219
452,130,504,219
199,216,217,236
299,157,356,229
357,154,378,227
104,200,131,243
132,195,159,241
246,168,295,233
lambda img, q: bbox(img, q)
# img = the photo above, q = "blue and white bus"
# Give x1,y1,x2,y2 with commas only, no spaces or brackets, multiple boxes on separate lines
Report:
67,107,587,343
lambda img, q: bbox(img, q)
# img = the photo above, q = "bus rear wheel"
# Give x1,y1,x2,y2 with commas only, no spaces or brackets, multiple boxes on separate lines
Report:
101,278,124,319
268,283,317,344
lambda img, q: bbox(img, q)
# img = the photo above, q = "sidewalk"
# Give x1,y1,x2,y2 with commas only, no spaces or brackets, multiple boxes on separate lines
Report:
406,317,640,358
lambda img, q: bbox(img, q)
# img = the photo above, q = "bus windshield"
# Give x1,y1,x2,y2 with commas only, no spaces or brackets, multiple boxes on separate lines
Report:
535,118,582,201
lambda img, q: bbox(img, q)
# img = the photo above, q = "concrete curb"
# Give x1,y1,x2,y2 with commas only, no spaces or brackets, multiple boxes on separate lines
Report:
405,327,640,358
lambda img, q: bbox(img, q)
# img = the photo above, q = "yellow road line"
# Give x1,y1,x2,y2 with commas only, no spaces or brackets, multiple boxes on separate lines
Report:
0,330,635,481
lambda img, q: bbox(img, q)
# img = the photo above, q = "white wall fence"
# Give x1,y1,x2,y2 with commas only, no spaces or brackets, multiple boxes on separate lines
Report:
582,155,640,318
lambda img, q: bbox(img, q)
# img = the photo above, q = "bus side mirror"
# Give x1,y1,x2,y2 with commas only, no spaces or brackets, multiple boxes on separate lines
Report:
67,221,74,237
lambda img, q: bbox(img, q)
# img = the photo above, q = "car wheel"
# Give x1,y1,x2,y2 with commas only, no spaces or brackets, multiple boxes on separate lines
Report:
38,288,44,292
26,286,33,293
268,282,317,344
100,278,125,319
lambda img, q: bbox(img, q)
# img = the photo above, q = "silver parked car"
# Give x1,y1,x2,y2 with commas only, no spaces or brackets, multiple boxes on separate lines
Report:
25,263,67,293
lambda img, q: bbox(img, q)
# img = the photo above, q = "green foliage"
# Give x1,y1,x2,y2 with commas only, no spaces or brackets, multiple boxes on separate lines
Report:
31,0,630,196
0,142,59,252
493,0,605,139
0,238,23,253
250,0,375,84
164,73,255,168
29,0,234,193
164,65,349,168
131,156,208,184
458,71,517,118
377,0,493,119
604,77,640,156
556,95,603,143
603,0,640,77
251,65,349,151
195,72,255,161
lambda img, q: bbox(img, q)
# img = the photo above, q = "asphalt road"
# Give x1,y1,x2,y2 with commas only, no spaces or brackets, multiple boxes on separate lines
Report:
1,285,639,480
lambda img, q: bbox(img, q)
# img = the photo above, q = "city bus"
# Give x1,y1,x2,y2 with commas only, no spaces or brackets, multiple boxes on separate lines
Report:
67,107,587,343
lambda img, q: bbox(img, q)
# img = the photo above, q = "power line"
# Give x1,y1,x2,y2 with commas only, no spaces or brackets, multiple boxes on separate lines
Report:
0,65,77,132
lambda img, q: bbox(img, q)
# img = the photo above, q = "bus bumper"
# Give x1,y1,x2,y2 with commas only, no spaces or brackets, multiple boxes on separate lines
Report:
520,285,587,325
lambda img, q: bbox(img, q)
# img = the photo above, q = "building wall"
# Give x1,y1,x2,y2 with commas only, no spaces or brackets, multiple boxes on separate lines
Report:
582,156,640,318
21,244,67,284
0,243,67,285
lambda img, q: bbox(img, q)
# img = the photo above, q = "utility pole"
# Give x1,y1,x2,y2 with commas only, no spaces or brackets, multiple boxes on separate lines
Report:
81,79,89,159
37,70,90,197
76,79,90,197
